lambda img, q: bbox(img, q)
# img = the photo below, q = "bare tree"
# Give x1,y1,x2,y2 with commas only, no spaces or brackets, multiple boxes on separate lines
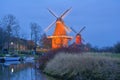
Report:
12,23,21,51
1,14,18,51
0,27,8,50
30,22,41,54
40,33,51,49
12,24,20,38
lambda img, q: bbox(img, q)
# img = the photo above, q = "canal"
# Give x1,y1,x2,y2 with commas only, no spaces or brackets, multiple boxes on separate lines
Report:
0,61,58,80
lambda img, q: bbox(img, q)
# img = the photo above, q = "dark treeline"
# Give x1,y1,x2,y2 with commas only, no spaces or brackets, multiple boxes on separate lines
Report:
86,42,120,53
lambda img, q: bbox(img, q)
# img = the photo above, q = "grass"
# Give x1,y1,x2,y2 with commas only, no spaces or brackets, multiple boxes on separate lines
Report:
44,52,120,80
80,52,120,59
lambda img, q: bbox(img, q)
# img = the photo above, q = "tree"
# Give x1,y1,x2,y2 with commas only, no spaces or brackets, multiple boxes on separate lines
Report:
0,14,19,51
99,47,114,52
114,42,120,53
40,33,52,49
0,27,8,50
12,24,20,51
30,22,41,53
85,43,93,52
12,24,20,38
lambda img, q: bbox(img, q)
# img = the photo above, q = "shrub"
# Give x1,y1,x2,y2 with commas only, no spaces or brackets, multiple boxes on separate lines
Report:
0,53,5,57
44,53,120,80
114,42,120,53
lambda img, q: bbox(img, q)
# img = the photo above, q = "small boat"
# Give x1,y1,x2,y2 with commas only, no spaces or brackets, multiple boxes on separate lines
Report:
24,57,34,62
4,61,20,66
3,57,20,61
0,54,21,62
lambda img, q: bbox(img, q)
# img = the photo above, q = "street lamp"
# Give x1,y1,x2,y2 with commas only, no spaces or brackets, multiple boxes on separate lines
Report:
11,42,13,45
10,42,14,51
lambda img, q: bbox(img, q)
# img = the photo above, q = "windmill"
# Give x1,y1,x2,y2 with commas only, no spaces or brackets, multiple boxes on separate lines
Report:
45,8,72,49
71,26,86,45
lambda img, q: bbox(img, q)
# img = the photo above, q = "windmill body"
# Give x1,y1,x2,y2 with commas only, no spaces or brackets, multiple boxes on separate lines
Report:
45,8,72,49
76,34,82,45
51,19,70,49
71,27,85,45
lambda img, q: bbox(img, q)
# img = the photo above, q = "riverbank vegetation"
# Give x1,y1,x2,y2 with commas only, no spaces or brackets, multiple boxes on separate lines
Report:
44,52,120,80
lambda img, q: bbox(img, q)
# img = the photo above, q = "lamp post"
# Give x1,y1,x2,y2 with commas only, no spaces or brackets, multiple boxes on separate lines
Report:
11,42,13,45
10,42,14,52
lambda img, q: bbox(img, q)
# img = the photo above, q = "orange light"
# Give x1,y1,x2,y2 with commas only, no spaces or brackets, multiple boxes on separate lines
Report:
75,34,82,45
49,20,72,49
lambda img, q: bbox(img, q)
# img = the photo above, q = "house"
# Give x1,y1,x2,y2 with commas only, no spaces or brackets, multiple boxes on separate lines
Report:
3,37,35,51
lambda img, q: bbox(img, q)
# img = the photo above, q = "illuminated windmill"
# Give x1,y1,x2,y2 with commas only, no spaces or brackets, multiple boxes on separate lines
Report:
71,26,86,45
45,8,72,49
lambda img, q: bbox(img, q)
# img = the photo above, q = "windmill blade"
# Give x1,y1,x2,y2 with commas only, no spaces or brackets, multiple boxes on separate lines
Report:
60,7,72,19
64,26,70,33
73,36,76,40
64,24,71,33
44,20,56,32
78,26,86,33
70,27,77,33
71,35,77,43
47,8,58,18
82,38,85,42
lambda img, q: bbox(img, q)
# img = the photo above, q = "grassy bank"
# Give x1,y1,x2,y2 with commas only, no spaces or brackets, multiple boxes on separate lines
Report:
44,53,120,80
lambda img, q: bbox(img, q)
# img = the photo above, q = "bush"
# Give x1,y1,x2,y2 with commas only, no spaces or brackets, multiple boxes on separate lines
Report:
44,53,120,80
19,50,32,55
0,53,5,57
114,42,120,53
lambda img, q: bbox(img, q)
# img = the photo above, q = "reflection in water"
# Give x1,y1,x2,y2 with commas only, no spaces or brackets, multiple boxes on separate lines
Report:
0,61,48,80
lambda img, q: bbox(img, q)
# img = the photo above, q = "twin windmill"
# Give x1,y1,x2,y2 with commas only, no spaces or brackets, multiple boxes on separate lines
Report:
45,8,85,49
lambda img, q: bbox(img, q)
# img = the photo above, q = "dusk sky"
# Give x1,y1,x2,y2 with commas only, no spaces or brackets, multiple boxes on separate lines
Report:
0,0,120,48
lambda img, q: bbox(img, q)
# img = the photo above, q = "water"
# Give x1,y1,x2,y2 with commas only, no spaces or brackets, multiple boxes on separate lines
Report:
0,61,49,80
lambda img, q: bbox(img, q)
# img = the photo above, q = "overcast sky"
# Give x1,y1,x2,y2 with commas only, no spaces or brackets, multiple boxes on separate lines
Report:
0,0,120,48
